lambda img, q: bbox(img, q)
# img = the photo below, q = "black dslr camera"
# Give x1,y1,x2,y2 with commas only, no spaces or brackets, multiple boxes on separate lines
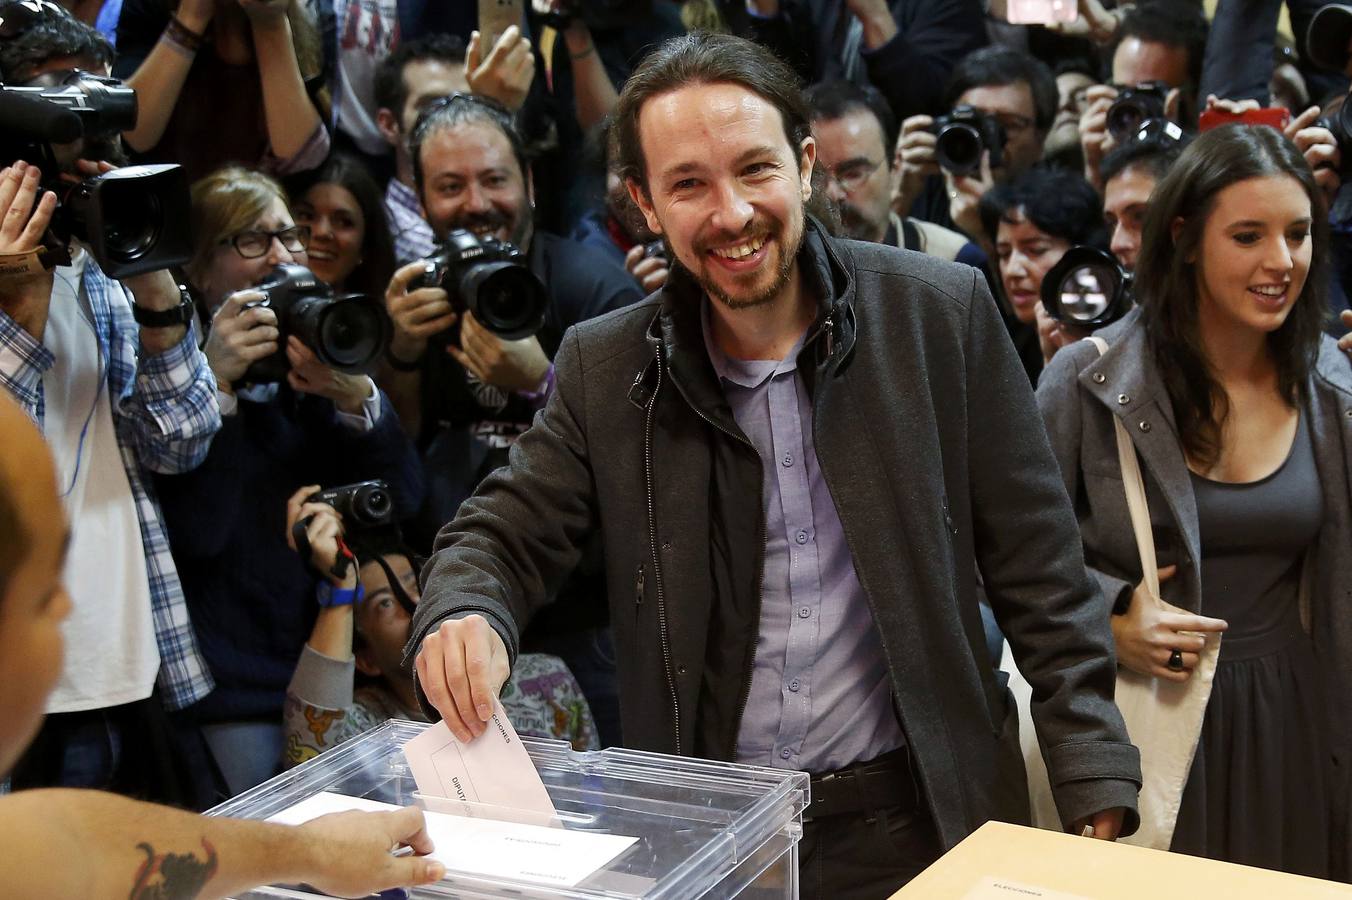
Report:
410,229,547,340
1106,82,1168,142
308,480,394,531
241,264,389,384
928,105,1005,176
0,70,192,278
1040,246,1133,329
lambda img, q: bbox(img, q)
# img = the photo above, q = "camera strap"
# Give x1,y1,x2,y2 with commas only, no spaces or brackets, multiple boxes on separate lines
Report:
291,516,357,583
0,246,56,278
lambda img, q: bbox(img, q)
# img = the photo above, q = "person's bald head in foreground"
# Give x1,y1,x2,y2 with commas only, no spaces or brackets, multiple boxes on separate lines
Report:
0,393,71,776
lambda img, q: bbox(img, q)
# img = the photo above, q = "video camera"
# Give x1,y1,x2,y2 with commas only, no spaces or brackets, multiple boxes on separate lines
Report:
410,229,547,340
241,264,390,385
1106,83,1169,143
0,70,191,278
928,105,1005,176
1040,246,1133,329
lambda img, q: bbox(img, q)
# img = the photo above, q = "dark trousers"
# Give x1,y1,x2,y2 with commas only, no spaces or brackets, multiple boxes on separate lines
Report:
798,803,942,899
9,692,213,809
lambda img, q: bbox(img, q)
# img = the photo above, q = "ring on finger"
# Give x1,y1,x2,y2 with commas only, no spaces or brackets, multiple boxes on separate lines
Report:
1167,648,1185,672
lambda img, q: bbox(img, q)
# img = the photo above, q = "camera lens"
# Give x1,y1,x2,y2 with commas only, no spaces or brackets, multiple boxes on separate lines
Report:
461,261,547,340
1057,264,1116,324
102,191,162,262
351,484,392,526
936,123,983,175
317,298,385,370
1107,99,1145,142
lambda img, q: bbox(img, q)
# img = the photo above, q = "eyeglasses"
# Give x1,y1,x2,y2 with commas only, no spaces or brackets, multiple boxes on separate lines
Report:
823,158,884,193
221,225,311,259
0,0,65,38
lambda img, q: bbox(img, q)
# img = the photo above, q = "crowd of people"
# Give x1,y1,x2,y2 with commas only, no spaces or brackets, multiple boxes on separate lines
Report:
2,0,1352,897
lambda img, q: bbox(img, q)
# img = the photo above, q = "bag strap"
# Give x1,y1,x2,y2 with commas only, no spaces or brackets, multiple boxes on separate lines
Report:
1085,336,1160,598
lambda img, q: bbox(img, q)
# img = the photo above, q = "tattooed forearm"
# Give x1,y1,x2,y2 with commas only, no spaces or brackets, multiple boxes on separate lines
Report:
129,838,218,900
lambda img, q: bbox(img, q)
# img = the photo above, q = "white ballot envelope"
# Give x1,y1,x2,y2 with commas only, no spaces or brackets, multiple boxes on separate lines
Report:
401,700,558,824
269,791,637,889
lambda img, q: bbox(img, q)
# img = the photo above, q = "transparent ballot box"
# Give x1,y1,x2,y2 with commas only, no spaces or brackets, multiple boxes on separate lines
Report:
207,719,808,899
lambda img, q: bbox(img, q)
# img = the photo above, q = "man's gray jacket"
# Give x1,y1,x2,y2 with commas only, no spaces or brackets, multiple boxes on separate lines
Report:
407,220,1142,848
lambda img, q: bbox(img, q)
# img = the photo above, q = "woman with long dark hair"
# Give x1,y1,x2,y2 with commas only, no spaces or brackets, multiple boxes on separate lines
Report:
288,153,397,300
1037,123,1352,878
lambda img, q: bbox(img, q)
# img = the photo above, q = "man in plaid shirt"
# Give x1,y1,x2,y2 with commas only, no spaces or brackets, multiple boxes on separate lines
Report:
0,7,220,801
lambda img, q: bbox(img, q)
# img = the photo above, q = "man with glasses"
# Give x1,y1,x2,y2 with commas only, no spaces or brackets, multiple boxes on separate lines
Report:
806,79,972,261
894,46,1057,246
0,2,222,802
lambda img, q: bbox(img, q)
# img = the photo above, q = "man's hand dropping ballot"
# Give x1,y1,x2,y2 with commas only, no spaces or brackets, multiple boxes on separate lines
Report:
402,698,558,826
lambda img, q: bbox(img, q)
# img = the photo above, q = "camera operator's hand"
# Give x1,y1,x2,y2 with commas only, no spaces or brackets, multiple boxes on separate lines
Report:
624,244,669,295
237,0,289,26
449,312,551,393
204,289,280,388
416,614,511,742
1286,104,1342,202
1035,301,1089,366
385,261,458,364
944,150,993,242
1339,309,1352,356
466,25,535,113
1111,566,1228,682
1079,84,1118,191
286,337,374,416
0,162,57,342
894,114,938,215
285,484,356,587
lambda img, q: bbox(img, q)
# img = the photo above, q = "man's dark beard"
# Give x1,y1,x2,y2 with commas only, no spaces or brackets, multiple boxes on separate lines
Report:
691,205,805,311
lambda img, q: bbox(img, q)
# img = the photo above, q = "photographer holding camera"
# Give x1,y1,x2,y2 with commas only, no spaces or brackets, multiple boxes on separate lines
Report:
280,482,598,766
0,6,223,803
1077,5,1204,190
152,165,423,799
979,166,1106,384
893,46,1056,247
379,92,641,747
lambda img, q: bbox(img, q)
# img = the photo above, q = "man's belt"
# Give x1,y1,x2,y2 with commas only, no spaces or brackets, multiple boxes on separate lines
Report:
805,746,921,822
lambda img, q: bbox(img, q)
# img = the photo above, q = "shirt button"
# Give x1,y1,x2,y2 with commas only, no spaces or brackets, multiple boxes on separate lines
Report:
789,679,800,692
798,606,811,619
795,529,809,544
780,748,792,759
1092,372,1106,384
782,453,793,467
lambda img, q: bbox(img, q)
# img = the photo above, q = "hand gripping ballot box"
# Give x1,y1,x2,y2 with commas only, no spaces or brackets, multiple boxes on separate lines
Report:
207,720,809,899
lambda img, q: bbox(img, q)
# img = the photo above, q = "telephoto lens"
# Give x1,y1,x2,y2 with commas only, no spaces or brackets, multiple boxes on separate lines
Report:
929,105,1005,176
1040,245,1133,328
1106,83,1168,142
411,229,547,340
241,264,390,384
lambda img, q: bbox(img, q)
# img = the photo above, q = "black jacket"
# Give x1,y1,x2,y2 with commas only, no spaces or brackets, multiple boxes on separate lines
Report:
408,221,1141,847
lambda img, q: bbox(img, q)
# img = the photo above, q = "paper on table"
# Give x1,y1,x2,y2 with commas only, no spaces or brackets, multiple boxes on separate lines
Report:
961,877,1093,900
401,701,557,823
269,792,638,889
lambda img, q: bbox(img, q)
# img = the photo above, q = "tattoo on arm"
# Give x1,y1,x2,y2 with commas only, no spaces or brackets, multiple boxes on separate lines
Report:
129,838,218,900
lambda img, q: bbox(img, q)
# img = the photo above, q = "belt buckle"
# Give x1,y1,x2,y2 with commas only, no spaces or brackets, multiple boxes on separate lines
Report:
804,768,853,823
